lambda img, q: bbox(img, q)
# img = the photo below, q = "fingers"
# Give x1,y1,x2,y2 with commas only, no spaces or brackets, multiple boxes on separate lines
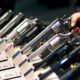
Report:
70,12,80,35
71,27,80,35
71,12,80,27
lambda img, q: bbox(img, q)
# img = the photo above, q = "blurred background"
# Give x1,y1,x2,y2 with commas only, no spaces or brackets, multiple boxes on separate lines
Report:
0,0,80,22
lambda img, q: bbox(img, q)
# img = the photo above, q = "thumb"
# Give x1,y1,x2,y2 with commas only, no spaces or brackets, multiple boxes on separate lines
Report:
71,17,77,27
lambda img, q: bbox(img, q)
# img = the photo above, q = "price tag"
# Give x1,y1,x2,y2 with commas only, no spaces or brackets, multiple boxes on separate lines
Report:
0,59,14,70
0,52,7,61
0,68,21,79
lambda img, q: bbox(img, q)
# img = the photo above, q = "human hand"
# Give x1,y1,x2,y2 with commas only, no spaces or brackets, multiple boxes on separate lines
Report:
70,12,80,35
